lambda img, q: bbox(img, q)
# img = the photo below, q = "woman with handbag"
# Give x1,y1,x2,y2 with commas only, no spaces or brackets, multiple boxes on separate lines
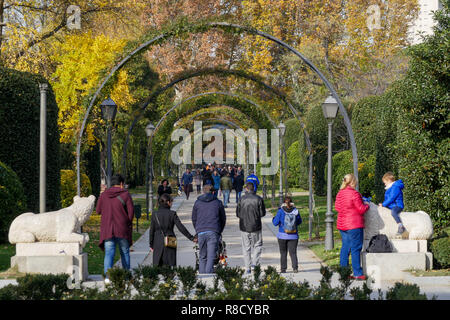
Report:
149,193,197,267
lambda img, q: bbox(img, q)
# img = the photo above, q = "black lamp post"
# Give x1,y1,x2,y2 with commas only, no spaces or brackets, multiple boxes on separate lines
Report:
322,95,339,251
278,122,286,207
145,123,155,219
100,97,117,188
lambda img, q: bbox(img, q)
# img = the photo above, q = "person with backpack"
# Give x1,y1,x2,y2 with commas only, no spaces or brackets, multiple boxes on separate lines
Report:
236,182,266,274
272,196,302,273
334,173,370,280
96,174,134,284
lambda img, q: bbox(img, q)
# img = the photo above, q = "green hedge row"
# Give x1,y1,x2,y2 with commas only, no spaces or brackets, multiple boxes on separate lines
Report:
0,67,61,212
349,3,449,230
0,265,429,300
0,161,27,243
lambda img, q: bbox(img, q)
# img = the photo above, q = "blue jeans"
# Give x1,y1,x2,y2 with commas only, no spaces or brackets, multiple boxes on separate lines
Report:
104,237,130,276
198,231,220,274
236,191,242,202
339,228,364,277
222,190,230,207
391,206,403,224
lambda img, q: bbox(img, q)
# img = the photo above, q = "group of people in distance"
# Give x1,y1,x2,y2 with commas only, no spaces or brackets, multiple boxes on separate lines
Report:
179,163,259,207
96,168,406,283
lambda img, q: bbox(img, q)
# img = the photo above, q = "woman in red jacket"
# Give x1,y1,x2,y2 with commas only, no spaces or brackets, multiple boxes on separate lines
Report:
334,173,369,280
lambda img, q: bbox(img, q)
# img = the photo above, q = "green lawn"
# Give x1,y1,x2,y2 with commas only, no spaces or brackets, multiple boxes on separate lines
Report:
0,243,15,273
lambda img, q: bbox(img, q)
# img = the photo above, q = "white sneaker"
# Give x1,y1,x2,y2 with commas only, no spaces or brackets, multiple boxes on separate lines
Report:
104,278,111,285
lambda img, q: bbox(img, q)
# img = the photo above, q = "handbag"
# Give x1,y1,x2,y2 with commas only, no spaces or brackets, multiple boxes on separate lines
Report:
154,211,177,248
188,183,193,192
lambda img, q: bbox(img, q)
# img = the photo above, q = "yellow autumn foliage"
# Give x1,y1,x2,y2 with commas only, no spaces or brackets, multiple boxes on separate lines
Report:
51,32,134,145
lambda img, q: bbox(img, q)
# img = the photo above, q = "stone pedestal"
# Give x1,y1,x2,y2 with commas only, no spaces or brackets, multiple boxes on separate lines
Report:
362,239,433,281
11,242,88,281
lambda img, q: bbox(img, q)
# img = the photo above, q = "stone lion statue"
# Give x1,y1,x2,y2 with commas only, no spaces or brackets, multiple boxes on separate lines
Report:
9,195,96,247
364,203,433,240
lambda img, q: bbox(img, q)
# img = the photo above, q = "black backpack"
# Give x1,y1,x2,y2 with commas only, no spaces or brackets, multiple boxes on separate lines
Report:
366,234,393,253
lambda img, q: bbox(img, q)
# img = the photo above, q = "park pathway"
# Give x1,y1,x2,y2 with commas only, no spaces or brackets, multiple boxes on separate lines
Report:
142,191,337,286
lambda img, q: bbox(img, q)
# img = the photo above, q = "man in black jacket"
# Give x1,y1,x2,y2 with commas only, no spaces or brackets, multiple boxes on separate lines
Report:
236,182,266,273
192,184,226,274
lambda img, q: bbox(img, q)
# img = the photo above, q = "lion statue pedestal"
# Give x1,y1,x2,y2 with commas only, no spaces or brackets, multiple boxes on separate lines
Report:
361,203,434,281
8,195,96,282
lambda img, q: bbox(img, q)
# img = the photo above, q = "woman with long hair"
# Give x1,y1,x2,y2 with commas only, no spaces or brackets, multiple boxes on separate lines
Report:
149,194,197,267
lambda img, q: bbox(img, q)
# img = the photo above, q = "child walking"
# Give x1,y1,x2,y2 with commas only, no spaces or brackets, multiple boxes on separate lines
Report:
379,172,405,235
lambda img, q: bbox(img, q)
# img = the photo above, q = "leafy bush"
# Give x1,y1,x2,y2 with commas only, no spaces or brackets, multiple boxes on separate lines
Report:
385,282,428,300
60,169,92,207
287,140,309,189
0,161,27,243
389,3,450,231
0,274,70,300
327,150,376,200
430,237,450,269
0,67,61,212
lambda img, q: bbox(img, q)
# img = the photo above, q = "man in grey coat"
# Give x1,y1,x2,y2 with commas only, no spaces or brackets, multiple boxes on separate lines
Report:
236,182,266,273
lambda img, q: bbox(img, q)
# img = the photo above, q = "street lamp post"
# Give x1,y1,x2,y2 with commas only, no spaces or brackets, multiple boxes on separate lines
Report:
322,95,339,251
39,83,48,213
145,123,155,219
278,122,286,207
100,97,117,189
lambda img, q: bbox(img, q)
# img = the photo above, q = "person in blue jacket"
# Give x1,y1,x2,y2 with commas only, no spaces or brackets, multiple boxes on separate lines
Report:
212,170,221,196
246,171,260,193
272,196,302,273
379,172,405,235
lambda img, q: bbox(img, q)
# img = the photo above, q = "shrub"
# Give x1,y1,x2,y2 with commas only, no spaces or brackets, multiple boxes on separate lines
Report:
390,3,450,231
0,67,61,212
0,161,27,243
430,237,450,269
60,170,92,207
0,274,71,300
287,140,309,189
326,150,376,200
385,282,427,300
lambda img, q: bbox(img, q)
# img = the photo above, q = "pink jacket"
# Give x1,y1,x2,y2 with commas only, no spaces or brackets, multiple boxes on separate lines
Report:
334,186,369,231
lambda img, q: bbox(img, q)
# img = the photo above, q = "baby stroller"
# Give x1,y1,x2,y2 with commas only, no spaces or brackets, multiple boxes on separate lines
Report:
194,236,227,271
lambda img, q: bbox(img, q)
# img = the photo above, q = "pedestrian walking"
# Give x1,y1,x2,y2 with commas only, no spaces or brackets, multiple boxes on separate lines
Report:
181,168,193,200
192,184,226,274
334,173,370,280
212,170,221,197
272,196,302,273
150,194,197,267
194,169,202,194
96,174,134,284
220,172,233,208
236,182,266,273
246,171,260,193
233,171,245,203
157,179,172,199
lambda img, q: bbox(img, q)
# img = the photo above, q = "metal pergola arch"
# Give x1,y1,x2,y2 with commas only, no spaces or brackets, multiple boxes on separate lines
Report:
76,20,358,196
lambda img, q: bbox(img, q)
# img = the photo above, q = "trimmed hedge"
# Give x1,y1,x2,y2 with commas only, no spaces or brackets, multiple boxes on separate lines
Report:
287,140,308,189
0,67,61,212
326,150,376,200
0,161,27,243
430,237,450,269
60,170,92,208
